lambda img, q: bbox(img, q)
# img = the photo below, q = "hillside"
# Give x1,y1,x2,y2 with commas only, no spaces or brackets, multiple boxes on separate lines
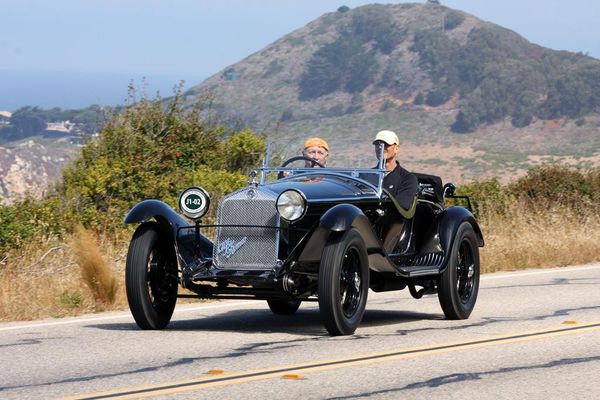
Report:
2,2,600,203
183,2,600,183
0,138,80,204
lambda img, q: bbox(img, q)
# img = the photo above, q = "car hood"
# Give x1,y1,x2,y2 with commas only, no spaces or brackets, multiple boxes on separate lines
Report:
262,173,378,202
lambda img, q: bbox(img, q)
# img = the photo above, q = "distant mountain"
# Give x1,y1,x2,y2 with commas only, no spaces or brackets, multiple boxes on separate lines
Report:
3,2,600,203
183,2,600,179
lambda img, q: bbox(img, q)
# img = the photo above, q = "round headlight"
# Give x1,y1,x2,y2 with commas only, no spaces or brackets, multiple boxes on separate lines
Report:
276,190,306,222
179,186,210,220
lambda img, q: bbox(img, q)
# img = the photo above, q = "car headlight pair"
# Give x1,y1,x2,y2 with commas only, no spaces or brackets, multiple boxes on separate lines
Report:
276,190,306,222
180,186,306,222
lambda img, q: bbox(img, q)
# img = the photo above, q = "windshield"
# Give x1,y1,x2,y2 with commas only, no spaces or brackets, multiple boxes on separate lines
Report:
258,141,387,193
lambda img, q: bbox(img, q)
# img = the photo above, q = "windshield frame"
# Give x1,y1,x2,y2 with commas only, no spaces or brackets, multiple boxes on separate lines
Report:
259,142,387,195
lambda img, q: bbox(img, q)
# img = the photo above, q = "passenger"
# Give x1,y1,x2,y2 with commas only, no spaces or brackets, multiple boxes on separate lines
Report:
302,137,329,167
373,130,418,213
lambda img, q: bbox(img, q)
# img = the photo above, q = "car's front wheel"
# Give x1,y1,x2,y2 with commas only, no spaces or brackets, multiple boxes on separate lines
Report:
126,222,178,329
437,221,480,319
318,228,369,335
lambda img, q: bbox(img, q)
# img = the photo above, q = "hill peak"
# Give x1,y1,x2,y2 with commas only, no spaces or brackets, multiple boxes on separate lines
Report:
183,2,600,181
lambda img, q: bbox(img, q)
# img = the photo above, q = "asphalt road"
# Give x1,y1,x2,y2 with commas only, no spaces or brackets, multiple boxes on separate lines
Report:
1,264,599,400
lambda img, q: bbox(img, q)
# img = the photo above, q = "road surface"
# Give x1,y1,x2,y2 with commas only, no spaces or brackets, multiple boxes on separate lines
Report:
1,264,599,399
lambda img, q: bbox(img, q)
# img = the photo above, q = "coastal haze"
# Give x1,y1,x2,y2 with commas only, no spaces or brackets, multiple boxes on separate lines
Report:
0,70,202,111
1,0,599,110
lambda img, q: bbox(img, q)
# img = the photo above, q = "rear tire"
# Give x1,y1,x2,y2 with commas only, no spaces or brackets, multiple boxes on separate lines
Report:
126,222,178,329
267,299,302,315
438,222,480,319
318,229,369,336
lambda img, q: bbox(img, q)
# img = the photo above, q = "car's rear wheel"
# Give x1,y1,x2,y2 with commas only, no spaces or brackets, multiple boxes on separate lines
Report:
126,222,178,329
437,222,480,319
267,299,302,315
318,229,369,336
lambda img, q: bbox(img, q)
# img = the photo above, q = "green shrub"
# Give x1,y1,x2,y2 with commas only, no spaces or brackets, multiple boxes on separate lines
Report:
455,177,509,217
60,90,265,231
60,290,84,309
425,85,454,106
508,165,596,212
444,11,465,31
0,197,65,255
299,36,377,100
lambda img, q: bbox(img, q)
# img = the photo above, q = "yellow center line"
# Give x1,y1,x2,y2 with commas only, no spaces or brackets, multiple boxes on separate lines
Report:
61,321,600,400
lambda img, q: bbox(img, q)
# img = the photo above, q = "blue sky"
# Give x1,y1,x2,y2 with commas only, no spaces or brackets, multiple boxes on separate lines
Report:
1,0,599,109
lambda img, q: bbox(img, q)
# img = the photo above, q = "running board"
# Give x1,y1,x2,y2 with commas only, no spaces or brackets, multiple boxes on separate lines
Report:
395,265,443,277
389,252,445,277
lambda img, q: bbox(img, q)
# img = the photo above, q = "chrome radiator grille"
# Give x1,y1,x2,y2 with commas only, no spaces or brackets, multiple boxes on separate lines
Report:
213,187,280,270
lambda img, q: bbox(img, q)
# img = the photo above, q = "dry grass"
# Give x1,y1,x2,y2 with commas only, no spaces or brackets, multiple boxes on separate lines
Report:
71,225,119,305
479,200,600,272
0,232,127,322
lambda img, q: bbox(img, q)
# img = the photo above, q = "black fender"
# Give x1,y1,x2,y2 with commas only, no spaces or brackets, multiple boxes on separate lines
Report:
438,206,484,266
298,204,388,270
124,199,214,255
124,199,190,238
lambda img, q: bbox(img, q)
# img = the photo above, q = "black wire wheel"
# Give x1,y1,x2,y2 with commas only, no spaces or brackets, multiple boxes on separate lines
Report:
126,222,178,329
438,221,480,319
267,299,302,315
318,228,369,336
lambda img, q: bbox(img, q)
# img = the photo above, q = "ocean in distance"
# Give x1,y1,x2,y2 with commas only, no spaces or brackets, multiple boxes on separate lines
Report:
0,69,204,111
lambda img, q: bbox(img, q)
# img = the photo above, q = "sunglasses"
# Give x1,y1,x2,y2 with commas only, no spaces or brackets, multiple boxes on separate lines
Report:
374,141,397,148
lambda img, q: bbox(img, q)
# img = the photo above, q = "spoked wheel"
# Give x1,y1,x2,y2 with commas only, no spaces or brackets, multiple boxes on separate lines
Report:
318,229,369,336
126,222,178,329
267,299,302,315
438,222,480,319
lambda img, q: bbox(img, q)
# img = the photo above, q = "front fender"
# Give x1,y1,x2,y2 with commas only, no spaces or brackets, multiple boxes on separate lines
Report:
124,199,190,239
125,200,214,271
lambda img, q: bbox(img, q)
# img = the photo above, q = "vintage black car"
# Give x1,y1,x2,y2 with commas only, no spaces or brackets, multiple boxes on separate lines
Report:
124,148,484,336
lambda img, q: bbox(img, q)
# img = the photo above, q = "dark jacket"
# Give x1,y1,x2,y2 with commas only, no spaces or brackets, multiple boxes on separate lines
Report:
383,161,419,211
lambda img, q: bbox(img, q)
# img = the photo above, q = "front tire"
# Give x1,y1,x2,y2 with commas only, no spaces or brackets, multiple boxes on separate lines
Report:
438,222,480,319
318,229,369,336
126,222,178,329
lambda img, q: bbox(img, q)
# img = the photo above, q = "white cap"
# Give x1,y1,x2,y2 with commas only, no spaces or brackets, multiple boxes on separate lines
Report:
373,130,399,145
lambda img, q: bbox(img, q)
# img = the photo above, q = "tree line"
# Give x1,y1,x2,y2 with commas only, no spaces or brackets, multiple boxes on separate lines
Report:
0,105,105,143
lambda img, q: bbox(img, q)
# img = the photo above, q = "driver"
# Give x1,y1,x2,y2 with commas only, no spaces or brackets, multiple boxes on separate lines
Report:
302,137,329,167
373,130,418,213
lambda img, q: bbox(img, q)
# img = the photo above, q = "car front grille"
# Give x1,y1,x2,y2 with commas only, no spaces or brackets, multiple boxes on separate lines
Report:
213,187,280,270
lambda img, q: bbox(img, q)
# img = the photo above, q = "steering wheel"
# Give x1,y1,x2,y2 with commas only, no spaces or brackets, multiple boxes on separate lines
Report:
278,156,325,179
281,156,325,168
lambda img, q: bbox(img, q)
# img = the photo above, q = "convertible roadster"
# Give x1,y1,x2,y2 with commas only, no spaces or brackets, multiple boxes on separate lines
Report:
124,146,484,335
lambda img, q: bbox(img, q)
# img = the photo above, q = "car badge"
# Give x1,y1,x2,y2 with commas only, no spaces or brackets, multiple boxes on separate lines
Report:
246,189,256,200
217,237,248,258
389,184,394,189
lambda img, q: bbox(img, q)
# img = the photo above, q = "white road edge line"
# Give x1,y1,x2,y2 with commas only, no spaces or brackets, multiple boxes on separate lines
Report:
0,301,263,332
1,264,598,332
481,264,600,280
